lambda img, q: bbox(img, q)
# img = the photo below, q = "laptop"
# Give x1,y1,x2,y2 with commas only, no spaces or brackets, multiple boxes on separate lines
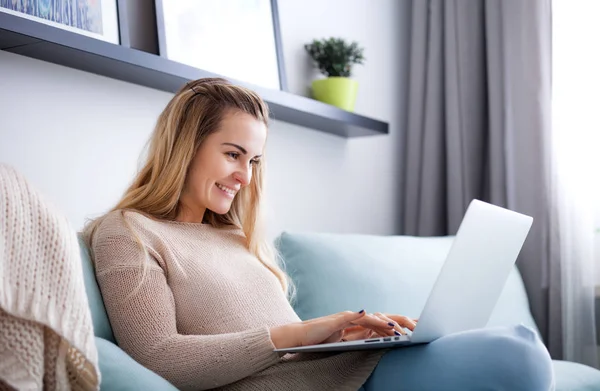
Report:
274,199,533,353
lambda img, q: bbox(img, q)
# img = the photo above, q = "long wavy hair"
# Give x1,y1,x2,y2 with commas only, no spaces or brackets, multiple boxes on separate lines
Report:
82,77,292,297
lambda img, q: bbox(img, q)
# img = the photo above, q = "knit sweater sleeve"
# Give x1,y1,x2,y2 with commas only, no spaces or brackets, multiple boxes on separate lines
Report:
92,220,281,390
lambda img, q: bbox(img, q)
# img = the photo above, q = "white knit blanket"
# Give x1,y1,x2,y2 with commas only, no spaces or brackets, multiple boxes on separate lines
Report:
0,164,99,390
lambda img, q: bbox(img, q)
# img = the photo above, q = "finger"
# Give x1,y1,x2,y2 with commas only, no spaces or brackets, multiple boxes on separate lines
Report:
364,328,390,339
366,313,399,336
368,313,400,336
344,324,391,339
374,313,407,336
339,320,392,337
342,320,392,338
385,314,417,331
351,313,395,331
343,325,364,333
351,313,396,337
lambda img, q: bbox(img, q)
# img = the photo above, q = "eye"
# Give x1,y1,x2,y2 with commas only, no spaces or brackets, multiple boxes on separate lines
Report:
250,159,261,166
226,152,239,160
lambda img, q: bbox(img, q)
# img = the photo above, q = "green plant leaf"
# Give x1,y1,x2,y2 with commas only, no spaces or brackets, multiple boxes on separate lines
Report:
304,37,366,77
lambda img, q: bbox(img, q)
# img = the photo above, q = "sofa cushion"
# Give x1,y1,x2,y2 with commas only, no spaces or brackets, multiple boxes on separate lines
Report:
276,231,541,335
96,337,178,391
79,235,116,342
553,360,600,391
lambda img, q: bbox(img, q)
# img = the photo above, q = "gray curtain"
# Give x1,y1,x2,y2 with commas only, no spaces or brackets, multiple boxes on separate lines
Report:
401,0,562,358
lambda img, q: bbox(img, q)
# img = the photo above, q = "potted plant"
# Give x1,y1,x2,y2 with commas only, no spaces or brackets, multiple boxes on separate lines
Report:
304,37,365,111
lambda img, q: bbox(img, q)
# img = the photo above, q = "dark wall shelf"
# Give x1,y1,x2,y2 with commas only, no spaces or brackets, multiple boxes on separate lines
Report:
0,12,388,138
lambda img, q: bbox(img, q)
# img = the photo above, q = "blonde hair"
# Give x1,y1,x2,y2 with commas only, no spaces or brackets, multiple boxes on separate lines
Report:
83,77,292,297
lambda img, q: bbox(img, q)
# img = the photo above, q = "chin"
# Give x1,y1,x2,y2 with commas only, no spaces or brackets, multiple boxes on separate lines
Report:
208,203,233,215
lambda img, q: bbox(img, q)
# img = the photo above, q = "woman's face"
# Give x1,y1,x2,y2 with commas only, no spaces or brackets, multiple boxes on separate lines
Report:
178,110,267,221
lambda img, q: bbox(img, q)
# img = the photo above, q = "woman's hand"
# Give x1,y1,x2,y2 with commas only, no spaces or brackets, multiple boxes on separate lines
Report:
269,311,417,349
341,313,419,341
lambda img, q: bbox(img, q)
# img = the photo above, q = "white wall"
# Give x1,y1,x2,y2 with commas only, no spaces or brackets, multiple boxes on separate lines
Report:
0,0,411,240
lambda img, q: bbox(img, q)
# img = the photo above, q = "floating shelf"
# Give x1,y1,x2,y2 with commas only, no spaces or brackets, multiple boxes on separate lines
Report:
0,12,388,138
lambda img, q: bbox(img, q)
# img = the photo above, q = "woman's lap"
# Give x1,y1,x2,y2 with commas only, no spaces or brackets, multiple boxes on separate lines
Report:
361,325,554,391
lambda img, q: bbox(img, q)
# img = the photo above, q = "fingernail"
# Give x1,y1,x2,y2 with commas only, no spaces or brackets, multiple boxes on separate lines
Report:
358,309,365,314
388,322,395,327
394,330,402,336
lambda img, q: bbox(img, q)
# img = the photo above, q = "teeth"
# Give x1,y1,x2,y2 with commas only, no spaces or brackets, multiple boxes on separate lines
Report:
216,183,236,195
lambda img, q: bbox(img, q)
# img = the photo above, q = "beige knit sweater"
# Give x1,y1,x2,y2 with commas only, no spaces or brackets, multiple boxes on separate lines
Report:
91,210,384,390
0,164,99,391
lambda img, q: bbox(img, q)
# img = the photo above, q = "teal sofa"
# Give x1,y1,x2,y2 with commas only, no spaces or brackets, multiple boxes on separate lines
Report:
80,232,600,390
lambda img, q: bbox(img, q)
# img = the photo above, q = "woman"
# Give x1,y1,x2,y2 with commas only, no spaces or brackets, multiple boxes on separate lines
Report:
84,78,554,390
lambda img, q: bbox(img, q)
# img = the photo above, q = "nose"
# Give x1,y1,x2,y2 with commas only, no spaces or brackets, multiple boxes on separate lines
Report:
234,164,252,187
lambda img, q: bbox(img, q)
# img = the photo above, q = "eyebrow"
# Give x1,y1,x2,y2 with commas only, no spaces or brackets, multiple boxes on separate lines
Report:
222,143,262,158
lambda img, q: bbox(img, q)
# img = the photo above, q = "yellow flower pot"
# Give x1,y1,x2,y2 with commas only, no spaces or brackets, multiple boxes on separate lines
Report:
311,77,358,112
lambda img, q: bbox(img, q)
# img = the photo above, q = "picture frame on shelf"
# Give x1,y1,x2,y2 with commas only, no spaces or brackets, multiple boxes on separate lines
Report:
117,0,158,54
155,0,288,91
0,0,122,44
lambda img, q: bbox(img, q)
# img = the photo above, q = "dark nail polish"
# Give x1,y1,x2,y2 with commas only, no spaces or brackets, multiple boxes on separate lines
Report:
358,309,365,314
394,330,402,336
388,322,395,327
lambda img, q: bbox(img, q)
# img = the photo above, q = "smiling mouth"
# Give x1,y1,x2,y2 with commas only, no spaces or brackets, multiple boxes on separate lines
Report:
216,183,236,196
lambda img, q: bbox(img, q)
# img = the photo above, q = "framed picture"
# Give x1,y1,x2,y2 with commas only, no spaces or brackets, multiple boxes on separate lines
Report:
155,0,287,91
0,0,120,44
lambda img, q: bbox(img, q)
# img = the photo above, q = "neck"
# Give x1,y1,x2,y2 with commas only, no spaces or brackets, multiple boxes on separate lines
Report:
175,201,206,223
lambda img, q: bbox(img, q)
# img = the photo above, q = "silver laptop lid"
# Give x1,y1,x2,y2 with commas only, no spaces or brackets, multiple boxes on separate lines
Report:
410,199,533,343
